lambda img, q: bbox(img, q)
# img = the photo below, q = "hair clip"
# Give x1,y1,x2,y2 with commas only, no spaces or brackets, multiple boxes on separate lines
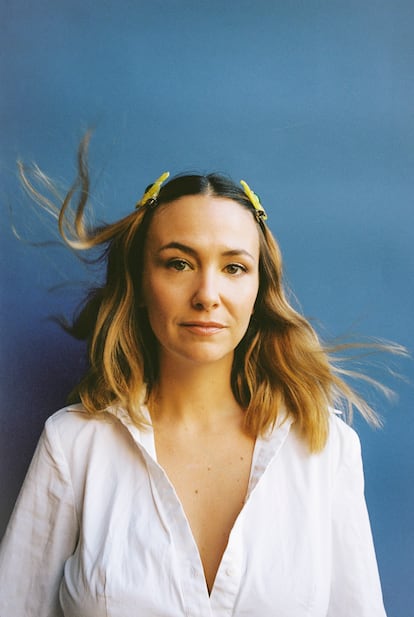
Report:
240,180,267,221
136,171,170,208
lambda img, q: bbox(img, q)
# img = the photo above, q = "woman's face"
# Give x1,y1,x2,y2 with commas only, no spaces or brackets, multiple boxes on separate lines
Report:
141,194,260,370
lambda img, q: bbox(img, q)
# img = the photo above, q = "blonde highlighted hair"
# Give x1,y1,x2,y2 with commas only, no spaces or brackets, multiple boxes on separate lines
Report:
18,133,405,452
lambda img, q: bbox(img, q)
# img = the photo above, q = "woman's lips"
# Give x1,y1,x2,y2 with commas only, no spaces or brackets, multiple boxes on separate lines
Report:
180,322,226,336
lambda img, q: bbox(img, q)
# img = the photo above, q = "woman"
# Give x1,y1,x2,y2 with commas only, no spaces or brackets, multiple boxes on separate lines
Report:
0,135,389,615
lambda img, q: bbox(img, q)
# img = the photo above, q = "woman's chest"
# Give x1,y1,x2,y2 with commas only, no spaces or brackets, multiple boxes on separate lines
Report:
61,437,333,617
154,430,256,592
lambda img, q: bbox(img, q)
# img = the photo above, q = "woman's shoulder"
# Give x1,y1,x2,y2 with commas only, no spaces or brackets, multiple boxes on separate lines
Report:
42,404,124,454
37,405,144,487
328,409,361,443
45,403,113,431
326,409,363,468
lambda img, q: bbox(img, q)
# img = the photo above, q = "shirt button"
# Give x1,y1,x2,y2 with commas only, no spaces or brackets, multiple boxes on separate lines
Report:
190,566,198,578
225,566,237,577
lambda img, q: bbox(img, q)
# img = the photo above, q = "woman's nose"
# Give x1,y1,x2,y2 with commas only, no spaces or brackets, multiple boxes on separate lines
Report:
191,270,220,310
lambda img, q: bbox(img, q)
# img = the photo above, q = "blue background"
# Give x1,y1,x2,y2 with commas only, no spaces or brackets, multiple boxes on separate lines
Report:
1,1,413,614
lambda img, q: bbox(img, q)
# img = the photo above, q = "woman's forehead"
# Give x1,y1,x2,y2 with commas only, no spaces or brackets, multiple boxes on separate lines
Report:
146,194,260,254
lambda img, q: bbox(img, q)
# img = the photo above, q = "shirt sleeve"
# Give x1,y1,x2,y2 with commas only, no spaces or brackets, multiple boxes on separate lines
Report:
0,414,79,617
327,423,387,617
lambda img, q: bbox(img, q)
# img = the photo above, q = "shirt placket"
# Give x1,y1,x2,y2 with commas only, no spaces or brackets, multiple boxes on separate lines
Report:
209,417,293,616
209,517,244,616
145,455,214,617
114,409,213,617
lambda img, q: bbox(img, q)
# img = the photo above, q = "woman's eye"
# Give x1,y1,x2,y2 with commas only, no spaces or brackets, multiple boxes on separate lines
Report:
225,263,247,275
167,259,190,271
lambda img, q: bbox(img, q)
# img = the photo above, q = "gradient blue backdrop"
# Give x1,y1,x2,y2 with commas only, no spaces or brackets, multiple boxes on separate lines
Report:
1,1,413,614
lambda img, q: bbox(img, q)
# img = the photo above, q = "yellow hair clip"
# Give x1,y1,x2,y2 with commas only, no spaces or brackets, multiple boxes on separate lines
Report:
240,180,267,221
136,171,170,208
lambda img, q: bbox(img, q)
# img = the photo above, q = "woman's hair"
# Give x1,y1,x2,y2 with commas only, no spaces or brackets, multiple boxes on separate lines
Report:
18,132,405,452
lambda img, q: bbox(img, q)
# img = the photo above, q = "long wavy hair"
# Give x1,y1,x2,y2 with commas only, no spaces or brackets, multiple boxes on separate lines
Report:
18,132,404,452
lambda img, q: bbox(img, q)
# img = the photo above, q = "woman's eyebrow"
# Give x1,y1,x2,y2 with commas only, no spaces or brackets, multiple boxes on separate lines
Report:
157,242,198,257
157,242,255,261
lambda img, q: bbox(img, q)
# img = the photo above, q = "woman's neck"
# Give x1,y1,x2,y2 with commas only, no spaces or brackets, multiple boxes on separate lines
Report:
150,355,241,429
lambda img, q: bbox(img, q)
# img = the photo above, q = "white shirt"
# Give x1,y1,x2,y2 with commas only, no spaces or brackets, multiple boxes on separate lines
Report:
0,403,387,617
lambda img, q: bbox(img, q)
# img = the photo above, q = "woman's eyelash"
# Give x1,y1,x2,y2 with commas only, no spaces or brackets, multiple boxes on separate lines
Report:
165,259,247,274
166,258,190,271
225,263,248,274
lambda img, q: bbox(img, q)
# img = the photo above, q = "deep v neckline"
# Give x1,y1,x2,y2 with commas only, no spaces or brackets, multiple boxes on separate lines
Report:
110,403,293,606
151,423,256,595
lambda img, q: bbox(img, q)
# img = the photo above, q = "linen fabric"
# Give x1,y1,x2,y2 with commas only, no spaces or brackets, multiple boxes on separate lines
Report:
0,403,387,616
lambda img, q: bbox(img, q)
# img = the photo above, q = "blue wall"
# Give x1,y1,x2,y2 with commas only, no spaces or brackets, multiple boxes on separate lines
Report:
1,1,413,614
